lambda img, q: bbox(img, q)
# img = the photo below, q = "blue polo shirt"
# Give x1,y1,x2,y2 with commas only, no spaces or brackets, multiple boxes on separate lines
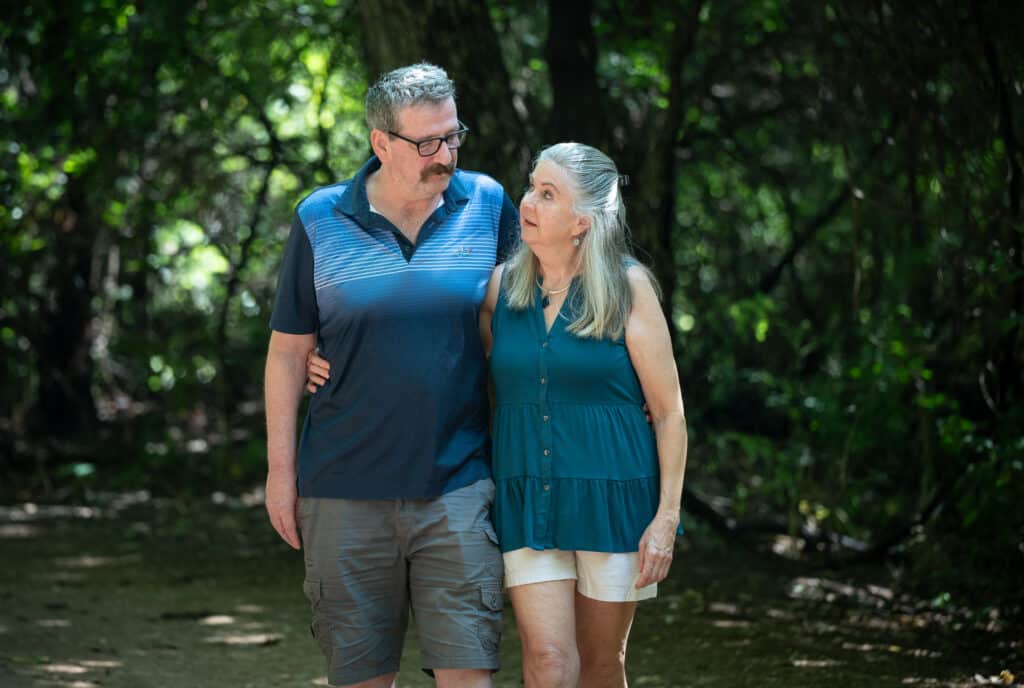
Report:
270,156,519,499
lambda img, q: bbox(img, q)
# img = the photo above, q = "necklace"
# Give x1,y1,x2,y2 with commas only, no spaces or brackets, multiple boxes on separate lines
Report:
537,276,572,308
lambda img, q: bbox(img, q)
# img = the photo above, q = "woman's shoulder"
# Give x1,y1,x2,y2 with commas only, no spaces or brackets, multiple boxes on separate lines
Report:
624,261,659,298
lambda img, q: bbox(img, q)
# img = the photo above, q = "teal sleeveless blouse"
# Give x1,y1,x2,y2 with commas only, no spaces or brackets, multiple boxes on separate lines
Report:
490,280,663,553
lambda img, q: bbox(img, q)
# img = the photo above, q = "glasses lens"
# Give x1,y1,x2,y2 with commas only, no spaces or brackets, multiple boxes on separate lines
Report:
417,138,443,156
446,130,466,149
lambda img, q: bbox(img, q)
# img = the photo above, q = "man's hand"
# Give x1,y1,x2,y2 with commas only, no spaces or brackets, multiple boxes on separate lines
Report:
266,470,301,549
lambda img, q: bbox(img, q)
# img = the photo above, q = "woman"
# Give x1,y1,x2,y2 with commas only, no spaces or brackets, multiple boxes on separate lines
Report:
308,143,687,688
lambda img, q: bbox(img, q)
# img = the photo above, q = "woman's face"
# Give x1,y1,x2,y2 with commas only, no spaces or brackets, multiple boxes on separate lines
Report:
519,160,588,251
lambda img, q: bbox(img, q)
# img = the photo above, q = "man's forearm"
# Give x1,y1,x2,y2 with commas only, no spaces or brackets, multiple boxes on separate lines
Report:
264,347,309,473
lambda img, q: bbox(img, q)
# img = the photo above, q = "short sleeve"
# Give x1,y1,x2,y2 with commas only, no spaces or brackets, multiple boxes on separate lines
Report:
496,191,520,264
269,214,318,334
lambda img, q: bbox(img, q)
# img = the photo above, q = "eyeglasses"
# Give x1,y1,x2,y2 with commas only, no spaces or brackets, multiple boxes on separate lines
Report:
388,121,470,157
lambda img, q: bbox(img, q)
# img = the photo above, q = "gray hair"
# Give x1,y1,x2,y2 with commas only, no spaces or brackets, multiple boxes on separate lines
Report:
504,142,660,340
365,63,456,133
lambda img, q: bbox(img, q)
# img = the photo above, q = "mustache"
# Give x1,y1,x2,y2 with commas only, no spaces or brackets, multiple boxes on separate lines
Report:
421,162,455,181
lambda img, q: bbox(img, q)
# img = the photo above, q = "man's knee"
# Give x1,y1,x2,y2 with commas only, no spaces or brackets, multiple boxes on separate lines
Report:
434,668,493,688
335,672,396,688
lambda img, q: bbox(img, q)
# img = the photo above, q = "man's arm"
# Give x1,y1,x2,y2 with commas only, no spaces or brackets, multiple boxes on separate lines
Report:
496,190,521,263
265,330,317,549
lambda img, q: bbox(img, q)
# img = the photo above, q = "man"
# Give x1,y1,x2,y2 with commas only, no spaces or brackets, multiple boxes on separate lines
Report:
264,63,519,688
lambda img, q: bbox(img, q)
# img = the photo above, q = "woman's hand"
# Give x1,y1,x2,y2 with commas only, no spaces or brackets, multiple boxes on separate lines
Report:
305,350,330,394
635,510,679,588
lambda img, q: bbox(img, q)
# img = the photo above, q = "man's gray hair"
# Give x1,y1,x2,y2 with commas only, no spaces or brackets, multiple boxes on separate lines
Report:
365,63,456,133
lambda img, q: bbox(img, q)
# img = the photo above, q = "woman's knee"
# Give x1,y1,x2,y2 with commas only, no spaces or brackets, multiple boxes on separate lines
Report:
523,640,580,684
579,647,626,684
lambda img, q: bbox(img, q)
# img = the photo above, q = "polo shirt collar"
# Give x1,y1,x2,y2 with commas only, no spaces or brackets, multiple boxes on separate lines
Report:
335,156,471,224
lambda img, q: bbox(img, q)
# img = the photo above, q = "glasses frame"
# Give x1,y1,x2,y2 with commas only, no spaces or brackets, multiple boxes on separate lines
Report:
387,121,470,157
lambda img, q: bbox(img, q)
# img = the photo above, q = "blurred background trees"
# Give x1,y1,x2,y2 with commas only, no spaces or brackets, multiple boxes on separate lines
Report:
2,0,1021,605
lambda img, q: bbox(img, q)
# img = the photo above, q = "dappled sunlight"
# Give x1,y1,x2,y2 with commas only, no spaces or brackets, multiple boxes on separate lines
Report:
235,603,266,613
0,503,101,521
198,614,236,626
710,619,751,629
788,576,890,608
40,663,89,675
708,601,740,615
205,632,283,646
0,522,42,538
79,660,123,669
802,620,841,635
842,642,942,659
900,673,1018,686
53,553,142,569
35,618,72,628
791,658,843,667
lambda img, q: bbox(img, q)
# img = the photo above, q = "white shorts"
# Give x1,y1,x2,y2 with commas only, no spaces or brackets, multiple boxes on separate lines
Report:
502,547,657,602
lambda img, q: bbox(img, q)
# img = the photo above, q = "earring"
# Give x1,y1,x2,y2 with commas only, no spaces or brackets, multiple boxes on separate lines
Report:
573,237,581,246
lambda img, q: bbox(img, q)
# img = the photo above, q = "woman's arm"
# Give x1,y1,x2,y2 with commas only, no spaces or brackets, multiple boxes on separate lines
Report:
624,265,688,588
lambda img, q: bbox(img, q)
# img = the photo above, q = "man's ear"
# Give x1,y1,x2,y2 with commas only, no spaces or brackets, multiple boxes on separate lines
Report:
370,129,390,162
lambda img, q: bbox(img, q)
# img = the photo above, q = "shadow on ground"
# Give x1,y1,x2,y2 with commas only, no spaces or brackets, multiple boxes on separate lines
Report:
0,491,1019,687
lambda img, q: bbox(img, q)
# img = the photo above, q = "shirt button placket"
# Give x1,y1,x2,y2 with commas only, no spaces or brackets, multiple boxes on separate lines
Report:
537,334,554,545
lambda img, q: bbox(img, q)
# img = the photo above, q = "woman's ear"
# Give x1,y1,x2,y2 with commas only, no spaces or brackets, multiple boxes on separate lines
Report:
574,214,591,238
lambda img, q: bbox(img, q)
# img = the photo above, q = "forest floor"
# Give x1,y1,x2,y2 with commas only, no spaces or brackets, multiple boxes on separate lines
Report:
0,490,1019,688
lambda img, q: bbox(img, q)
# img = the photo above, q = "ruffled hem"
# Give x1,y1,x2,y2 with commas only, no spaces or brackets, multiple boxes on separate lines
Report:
492,403,658,480
493,475,660,553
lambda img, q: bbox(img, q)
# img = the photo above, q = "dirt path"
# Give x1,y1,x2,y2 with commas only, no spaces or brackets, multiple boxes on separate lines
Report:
1,493,1018,687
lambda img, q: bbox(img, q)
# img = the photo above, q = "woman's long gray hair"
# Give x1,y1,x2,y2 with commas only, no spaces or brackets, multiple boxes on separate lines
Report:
504,142,660,339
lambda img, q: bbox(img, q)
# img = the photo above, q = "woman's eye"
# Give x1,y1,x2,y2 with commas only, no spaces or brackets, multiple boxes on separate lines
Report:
543,191,553,200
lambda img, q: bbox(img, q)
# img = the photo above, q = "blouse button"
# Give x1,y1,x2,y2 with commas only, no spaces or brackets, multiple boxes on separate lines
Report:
540,377,547,385
543,484,550,491
541,341,548,348
542,415,550,422
543,449,550,456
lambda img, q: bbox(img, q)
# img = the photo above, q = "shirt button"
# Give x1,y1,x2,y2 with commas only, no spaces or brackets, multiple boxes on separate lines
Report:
543,449,551,456
543,415,549,422
543,484,550,491
540,377,547,385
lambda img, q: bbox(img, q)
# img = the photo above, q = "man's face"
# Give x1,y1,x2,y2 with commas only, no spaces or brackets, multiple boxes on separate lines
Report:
385,98,460,198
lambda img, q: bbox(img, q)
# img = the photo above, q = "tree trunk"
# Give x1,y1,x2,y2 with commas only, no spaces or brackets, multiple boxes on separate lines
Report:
545,0,607,148
355,0,530,192
629,2,705,345
32,180,98,438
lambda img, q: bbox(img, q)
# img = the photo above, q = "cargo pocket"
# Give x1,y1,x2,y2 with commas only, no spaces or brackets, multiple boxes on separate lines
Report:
477,584,503,654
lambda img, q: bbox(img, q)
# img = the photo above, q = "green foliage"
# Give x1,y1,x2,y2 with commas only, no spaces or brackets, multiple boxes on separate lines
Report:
1,0,1021,606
